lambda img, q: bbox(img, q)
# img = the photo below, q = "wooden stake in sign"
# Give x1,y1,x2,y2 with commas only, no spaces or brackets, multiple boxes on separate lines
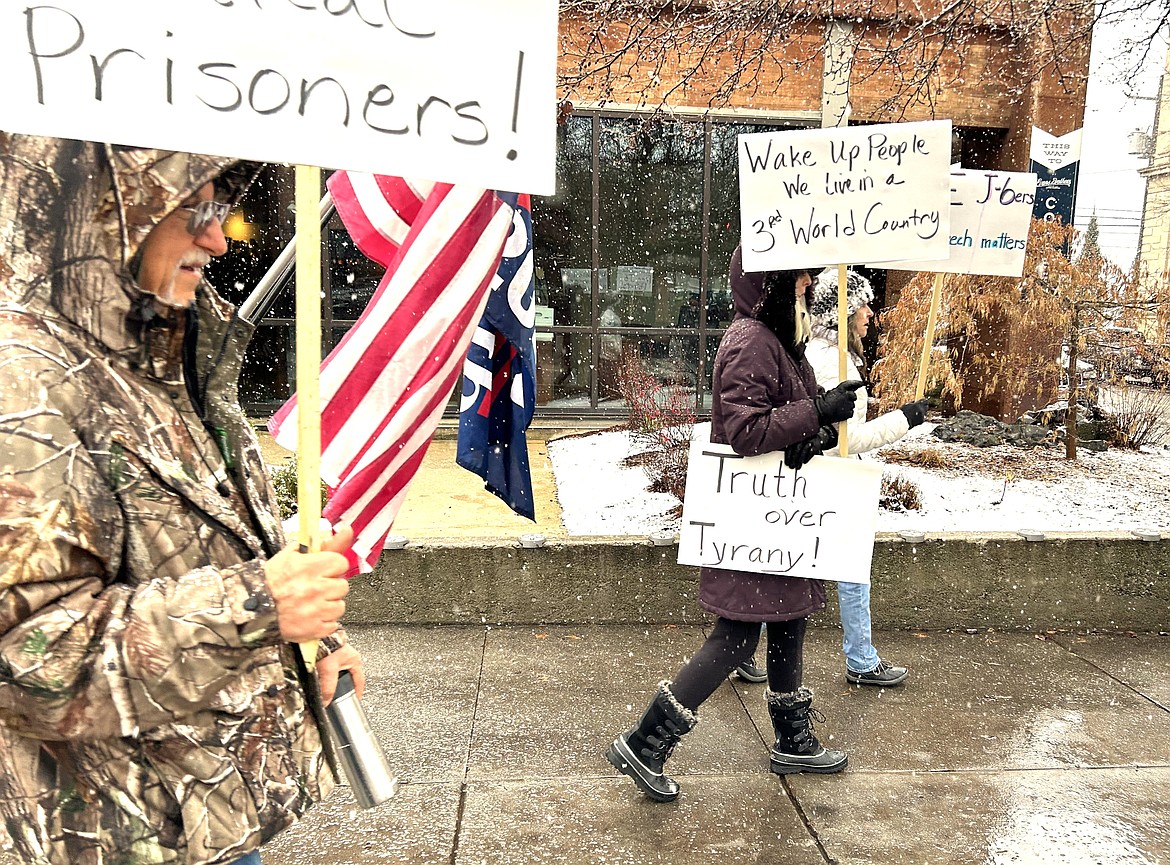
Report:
836,263,850,457
915,272,945,400
294,164,323,672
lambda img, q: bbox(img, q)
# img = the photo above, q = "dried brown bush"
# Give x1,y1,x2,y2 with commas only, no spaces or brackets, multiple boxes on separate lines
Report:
872,218,1170,459
880,474,922,511
646,442,691,503
877,446,952,469
618,355,696,505
872,219,1073,415
1103,386,1170,449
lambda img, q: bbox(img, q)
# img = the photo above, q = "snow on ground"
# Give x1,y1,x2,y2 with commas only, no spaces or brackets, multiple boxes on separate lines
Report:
547,425,1170,536
549,430,684,536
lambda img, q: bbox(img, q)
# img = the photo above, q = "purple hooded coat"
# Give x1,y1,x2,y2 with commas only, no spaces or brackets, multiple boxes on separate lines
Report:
698,247,826,621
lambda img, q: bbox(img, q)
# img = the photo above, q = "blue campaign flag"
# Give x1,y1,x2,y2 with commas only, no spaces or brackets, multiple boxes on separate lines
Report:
456,193,537,520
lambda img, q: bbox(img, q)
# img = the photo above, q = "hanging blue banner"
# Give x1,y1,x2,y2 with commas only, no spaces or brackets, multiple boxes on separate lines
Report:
1029,160,1079,227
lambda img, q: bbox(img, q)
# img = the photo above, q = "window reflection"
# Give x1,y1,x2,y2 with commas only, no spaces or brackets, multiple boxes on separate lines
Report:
532,115,592,405
328,219,384,322
239,324,293,409
206,164,299,410
598,116,705,268
595,117,704,395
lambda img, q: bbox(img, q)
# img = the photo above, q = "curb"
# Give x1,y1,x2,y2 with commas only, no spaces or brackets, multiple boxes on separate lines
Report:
349,531,1170,631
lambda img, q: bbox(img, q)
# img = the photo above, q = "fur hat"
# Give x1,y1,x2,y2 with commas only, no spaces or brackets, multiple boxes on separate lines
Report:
809,269,874,329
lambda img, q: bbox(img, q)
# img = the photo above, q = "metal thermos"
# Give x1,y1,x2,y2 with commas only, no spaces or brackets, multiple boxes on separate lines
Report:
324,670,398,809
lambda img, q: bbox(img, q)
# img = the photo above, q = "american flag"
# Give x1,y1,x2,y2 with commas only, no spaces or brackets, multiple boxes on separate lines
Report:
455,193,537,520
268,171,514,571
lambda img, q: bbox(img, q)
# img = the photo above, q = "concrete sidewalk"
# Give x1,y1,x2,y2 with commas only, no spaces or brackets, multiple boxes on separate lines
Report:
259,424,576,542
253,426,1170,864
263,623,1170,865
392,429,574,543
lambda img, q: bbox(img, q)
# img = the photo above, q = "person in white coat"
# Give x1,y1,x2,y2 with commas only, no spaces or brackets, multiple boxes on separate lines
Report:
803,269,929,686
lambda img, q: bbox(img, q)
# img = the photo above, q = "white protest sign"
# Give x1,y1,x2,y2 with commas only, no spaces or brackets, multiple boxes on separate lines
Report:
738,120,952,272
678,431,883,583
1030,127,1082,172
0,0,557,194
875,170,1038,277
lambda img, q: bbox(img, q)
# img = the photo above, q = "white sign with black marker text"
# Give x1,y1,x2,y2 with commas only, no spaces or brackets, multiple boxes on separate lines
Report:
0,0,557,194
874,170,1038,277
678,429,883,583
738,120,953,273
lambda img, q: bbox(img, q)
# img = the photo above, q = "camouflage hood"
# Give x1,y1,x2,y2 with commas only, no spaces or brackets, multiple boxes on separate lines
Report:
0,133,260,358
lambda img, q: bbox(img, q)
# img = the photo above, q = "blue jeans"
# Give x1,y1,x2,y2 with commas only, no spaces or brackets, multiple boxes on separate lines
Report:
838,580,880,673
229,852,261,865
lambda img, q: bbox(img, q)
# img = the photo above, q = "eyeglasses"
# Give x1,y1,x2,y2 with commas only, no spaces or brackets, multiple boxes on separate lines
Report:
177,200,232,236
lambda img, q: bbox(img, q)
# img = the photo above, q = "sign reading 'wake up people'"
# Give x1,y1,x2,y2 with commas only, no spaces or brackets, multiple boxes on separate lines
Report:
0,0,557,194
738,120,952,272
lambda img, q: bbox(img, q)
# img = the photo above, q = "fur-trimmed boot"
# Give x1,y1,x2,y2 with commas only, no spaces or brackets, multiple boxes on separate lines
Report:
766,687,848,775
606,681,698,802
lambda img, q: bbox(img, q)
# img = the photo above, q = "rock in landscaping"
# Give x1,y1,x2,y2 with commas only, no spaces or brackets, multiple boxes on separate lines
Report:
931,410,1056,448
1022,398,1119,446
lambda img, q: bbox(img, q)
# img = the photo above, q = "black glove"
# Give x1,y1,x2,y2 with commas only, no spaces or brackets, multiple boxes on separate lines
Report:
900,398,929,428
784,425,839,470
815,423,839,451
814,380,864,425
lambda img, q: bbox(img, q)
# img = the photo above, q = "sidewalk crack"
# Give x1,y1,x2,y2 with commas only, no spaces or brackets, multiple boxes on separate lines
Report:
733,681,839,863
1049,635,1170,713
449,627,489,865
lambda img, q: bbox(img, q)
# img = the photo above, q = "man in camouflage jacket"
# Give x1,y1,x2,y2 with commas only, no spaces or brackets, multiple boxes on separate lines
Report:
0,134,363,865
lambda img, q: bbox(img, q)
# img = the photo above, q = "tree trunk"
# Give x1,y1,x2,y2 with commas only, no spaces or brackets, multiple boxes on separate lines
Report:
1065,303,1080,460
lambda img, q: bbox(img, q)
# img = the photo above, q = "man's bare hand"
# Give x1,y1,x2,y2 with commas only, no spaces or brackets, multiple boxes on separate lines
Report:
316,641,365,706
263,525,354,642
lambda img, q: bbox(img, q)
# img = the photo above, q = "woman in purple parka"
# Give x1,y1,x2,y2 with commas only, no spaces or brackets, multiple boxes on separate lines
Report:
606,246,863,802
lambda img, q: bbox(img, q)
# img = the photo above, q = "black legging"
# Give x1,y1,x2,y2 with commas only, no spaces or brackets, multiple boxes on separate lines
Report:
671,616,807,711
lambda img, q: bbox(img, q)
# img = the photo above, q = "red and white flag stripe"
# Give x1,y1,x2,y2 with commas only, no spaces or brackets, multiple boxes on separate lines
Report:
327,171,434,267
270,178,512,570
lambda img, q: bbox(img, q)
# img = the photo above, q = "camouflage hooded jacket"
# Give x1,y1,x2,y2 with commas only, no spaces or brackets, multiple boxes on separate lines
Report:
0,135,335,865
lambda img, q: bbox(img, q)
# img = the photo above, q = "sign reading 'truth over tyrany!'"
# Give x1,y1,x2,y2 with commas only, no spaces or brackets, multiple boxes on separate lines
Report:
875,170,1038,278
678,427,883,584
738,120,952,272
0,0,557,195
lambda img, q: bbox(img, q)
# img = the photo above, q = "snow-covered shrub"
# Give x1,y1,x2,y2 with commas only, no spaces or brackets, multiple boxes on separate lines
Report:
880,475,922,511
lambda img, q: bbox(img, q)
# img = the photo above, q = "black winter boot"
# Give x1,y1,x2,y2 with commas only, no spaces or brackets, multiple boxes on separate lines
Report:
766,687,848,775
606,681,698,802
732,656,768,683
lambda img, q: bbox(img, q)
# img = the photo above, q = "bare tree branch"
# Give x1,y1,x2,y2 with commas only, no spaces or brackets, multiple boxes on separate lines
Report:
559,0,1121,120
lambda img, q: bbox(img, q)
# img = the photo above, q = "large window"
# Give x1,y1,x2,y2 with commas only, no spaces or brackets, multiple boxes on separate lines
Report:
206,164,300,411
597,117,704,399
531,115,593,408
531,111,803,414
211,111,809,416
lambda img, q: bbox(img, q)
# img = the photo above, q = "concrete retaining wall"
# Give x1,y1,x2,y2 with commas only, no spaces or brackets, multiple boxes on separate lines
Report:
346,532,1170,632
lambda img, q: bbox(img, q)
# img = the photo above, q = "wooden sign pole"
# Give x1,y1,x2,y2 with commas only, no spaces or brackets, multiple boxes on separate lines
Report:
294,164,323,671
837,263,850,457
915,272,945,400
